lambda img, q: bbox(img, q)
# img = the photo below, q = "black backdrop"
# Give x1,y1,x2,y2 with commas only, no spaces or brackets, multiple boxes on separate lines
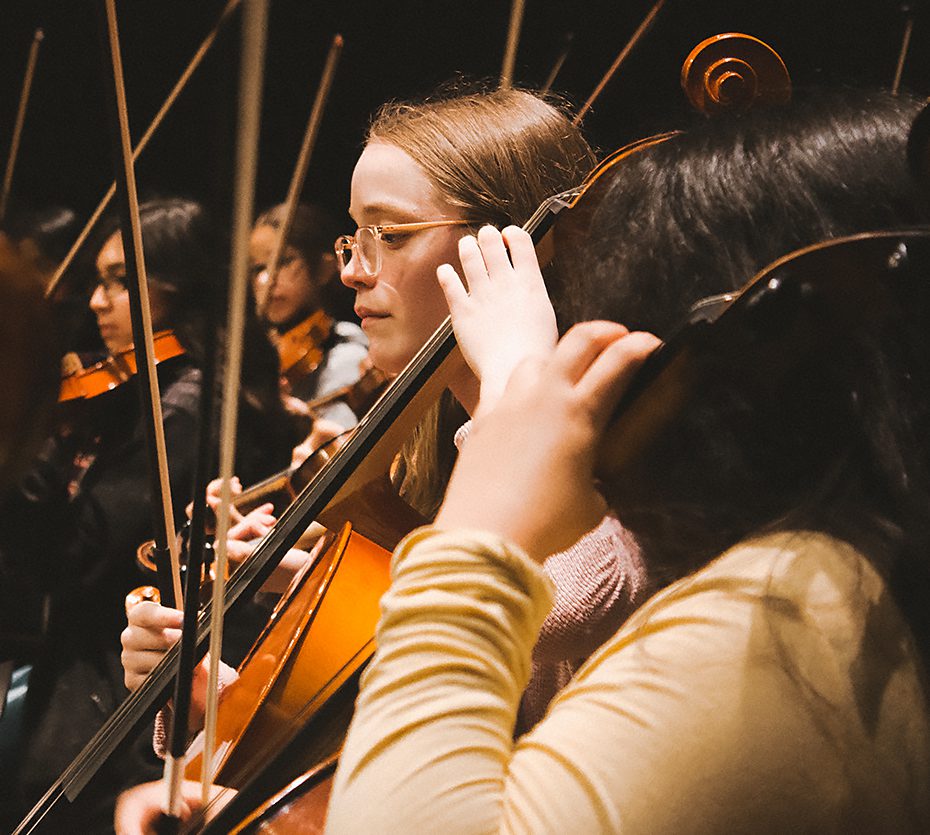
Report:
2,0,928,233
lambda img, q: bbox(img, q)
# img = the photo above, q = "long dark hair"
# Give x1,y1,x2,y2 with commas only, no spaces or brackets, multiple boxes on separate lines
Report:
99,197,299,473
0,205,78,269
253,202,353,320
578,89,926,337
587,90,930,669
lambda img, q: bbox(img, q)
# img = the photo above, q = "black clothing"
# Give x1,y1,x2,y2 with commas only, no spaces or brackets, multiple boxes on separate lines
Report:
0,354,291,831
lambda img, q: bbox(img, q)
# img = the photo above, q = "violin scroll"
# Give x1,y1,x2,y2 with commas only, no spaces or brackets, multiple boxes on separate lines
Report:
681,33,791,116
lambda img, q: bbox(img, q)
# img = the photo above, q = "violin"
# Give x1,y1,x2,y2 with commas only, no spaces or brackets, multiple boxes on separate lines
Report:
58,329,185,402
273,310,332,388
303,358,390,419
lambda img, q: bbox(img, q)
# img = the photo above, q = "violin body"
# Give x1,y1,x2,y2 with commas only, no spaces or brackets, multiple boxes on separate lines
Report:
274,311,332,388
181,523,390,834
58,330,185,402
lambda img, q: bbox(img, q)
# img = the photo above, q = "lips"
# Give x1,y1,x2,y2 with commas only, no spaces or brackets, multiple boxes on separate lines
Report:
355,305,386,319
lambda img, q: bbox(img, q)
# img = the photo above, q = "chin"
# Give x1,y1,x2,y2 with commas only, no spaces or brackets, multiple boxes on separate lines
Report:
368,345,406,377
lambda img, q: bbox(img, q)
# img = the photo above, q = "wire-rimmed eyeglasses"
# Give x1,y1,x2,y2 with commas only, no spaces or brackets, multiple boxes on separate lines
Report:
334,220,471,277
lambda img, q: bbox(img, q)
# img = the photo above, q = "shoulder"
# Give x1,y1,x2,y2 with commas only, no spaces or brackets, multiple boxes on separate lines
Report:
538,532,929,829
158,360,202,417
331,320,367,349
318,321,369,389
611,531,887,661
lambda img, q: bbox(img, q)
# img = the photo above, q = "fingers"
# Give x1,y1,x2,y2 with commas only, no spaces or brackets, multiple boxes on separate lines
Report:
226,538,256,565
127,600,182,631
206,477,241,511
227,504,275,541
576,331,662,429
474,225,514,282
500,225,537,274
436,262,468,314
122,603,182,690
550,321,631,384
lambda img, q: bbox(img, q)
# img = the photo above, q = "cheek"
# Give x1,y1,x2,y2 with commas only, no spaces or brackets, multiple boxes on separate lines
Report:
397,265,450,335
114,296,134,329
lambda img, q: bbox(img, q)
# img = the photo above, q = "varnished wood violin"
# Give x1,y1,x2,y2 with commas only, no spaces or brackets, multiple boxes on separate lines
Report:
58,329,185,402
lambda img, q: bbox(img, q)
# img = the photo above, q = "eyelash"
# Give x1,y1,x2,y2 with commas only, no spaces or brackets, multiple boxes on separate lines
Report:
380,232,408,246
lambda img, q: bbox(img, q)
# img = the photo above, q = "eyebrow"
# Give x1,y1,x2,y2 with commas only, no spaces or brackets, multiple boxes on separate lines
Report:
348,201,428,225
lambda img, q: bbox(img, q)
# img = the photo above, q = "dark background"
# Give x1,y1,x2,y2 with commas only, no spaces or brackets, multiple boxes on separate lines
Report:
2,0,929,233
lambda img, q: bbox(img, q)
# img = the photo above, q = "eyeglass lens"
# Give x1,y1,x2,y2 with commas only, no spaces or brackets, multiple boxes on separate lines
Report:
336,228,380,276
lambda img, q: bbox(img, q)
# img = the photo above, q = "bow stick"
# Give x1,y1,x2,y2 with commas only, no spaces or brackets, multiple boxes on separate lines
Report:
46,0,242,299
892,3,917,95
0,28,43,223
541,32,573,95
256,33,343,320
200,0,270,809
573,0,667,125
100,0,183,612
500,0,526,89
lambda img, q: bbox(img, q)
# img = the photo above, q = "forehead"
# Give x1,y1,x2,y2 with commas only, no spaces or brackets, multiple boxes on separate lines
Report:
349,141,451,223
249,223,276,258
96,231,124,269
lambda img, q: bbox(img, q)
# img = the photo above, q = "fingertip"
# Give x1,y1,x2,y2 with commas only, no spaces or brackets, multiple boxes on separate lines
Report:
436,263,456,284
500,224,528,241
457,233,478,253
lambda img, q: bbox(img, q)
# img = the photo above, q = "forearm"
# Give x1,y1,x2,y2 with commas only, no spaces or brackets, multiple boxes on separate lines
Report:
326,527,553,834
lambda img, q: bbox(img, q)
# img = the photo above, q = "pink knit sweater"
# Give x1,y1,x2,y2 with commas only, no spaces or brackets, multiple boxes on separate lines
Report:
454,420,646,731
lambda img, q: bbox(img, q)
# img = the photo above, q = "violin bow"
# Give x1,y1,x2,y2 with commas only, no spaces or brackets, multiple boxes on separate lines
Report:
499,0,526,89
46,0,242,300
573,0,667,125
541,31,574,95
200,0,270,809
0,28,43,223
256,33,344,321
99,0,183,611
892,2,917,95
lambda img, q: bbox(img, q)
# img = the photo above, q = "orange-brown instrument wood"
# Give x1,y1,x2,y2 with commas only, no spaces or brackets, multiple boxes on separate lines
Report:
184,523,390,790
274,310,332,388
58,329,185,402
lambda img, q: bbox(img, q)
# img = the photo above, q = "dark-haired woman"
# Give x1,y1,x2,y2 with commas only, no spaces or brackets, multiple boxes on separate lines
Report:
0,197,296,829
325,90,930,832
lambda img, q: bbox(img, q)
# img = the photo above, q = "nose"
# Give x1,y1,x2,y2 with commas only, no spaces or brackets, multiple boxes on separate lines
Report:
339,253,375,291
89,283,110,311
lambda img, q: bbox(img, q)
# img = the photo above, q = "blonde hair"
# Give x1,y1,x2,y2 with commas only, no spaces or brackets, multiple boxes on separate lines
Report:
368,86,596,518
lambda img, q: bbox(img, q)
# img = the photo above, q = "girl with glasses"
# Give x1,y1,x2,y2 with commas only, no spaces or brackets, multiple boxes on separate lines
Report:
249,203,368,430
115,86,649,827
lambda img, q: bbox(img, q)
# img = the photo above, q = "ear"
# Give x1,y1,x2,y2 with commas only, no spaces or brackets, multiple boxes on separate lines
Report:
316,250,339,281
